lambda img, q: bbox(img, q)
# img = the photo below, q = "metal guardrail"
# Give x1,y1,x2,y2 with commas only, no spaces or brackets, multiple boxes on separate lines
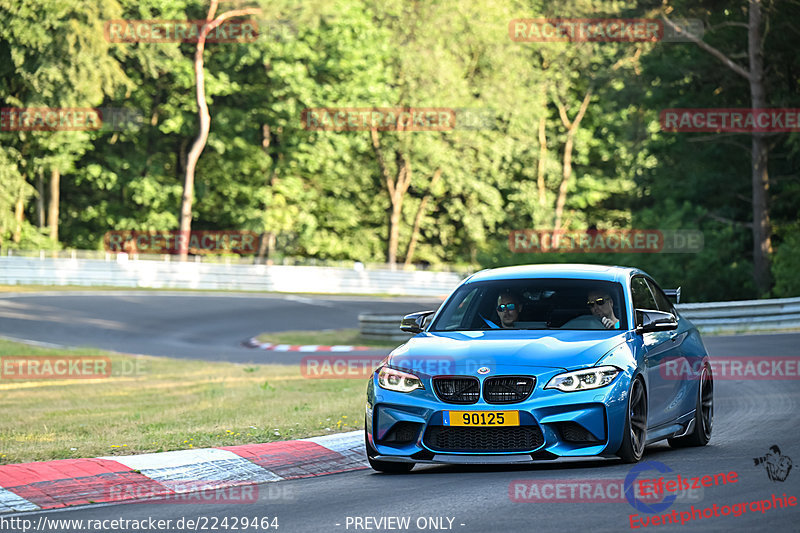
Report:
358,314,416,341
0,256,462,297
676,297,800,333
359,297,800,340
2,254,797,335
1,248,474,272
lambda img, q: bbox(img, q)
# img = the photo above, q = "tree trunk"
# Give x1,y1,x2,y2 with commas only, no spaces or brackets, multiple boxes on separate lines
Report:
388,202,402,266
663,1,771,293
36,168,45,228
748,0,771,293
554,134,574,232
255,231,275,265
13,184,24,243
178,1,261,260
404,168,441,267
370,128,412,267
179,19,212,261
537,115,547,206
552,89,592,231
48,167,60,244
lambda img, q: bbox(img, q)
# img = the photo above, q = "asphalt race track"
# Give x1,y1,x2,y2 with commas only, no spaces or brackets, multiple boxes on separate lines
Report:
0,291,797,363
2,291,799,532
4,338,800,533
0,291,441,362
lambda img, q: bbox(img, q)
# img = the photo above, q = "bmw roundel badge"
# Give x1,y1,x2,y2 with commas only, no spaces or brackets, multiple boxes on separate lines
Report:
477,367,490,375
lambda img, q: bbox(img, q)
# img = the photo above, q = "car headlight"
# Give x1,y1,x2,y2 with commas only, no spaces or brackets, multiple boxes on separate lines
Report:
377,366,424,393
544,366,621,392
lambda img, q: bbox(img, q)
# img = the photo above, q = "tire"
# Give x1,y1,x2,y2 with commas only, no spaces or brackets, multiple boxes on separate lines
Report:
617,377,647,463
365,426,415,473
669,363,713,448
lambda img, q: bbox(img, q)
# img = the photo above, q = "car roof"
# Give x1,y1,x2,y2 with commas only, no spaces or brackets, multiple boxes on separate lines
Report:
464,263,649,284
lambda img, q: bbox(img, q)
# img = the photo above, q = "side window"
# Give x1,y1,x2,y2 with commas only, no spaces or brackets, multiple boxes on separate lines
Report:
631,276,657,310
646,279,675,314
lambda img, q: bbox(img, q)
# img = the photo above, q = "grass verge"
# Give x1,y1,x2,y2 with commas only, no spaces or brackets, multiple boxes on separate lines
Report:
254,328,405,348
0,284,444,299
0,339,366,464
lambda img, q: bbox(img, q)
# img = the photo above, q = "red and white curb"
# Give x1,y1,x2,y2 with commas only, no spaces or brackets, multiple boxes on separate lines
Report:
243,338,371,352
0,431,366,514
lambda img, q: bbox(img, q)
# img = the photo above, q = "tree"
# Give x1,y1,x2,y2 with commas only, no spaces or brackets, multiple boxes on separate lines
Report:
552,88,592,231
178,0,261,260
663,0,772,294
0,0,129,249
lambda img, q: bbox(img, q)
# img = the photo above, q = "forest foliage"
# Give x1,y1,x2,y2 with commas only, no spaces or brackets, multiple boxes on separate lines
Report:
1,0,798,301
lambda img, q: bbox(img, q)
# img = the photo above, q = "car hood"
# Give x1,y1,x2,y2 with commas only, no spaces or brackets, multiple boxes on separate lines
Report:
388,329,628,373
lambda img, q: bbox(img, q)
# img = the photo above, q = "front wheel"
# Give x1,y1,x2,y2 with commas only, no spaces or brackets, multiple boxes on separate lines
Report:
669,363,713,448
617,377,647,463
365,427,414,473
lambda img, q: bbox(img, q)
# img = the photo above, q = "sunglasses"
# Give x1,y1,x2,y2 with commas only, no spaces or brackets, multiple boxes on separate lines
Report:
496,303,517,312
587,297,609,307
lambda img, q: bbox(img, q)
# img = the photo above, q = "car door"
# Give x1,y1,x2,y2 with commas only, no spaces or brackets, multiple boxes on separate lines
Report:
631,276,680,428
647,278,697,421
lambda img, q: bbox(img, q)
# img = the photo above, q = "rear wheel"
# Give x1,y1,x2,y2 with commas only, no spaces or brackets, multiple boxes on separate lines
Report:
617,377,647,463
365,426,415,473
669,363,713,448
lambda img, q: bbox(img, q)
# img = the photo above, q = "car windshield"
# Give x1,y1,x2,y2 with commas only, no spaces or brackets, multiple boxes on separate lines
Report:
429,278,627,331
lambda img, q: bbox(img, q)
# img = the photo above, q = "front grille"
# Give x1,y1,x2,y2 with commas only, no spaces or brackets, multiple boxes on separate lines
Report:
423,426,544,452
483,376,535,404
433,377,480,404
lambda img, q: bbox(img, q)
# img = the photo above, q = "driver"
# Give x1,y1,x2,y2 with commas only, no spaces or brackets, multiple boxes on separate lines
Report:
587,290,620,329
496,292,523,329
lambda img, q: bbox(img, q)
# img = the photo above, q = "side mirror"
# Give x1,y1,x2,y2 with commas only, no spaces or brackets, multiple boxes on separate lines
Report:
664,287,681,304
635,309,678,334
400,310,436,334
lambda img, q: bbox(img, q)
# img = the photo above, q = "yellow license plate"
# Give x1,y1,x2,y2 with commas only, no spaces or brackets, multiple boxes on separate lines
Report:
445,411,519,427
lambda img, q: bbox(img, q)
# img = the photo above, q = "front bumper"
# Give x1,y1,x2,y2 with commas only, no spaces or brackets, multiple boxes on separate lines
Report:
366,366,632,464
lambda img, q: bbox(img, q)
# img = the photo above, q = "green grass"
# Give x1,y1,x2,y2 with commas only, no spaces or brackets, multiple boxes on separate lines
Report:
0,340,367,464
0,284,439,299
255,328,405,348
0,284,251,293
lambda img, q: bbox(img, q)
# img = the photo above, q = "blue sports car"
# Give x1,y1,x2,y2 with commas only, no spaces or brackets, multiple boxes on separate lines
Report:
365,264,713,472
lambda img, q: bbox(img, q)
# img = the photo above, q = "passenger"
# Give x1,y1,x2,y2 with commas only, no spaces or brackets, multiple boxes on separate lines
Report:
587,290,620,329
496,292,523,329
